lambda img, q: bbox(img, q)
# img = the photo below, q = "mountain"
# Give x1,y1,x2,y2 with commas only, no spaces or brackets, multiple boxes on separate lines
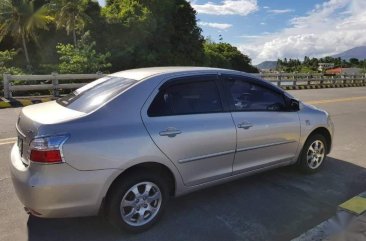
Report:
332,46,366,60
256,61,277,70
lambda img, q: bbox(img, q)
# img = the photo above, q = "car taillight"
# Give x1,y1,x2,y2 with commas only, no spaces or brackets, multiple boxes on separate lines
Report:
29,135,68,164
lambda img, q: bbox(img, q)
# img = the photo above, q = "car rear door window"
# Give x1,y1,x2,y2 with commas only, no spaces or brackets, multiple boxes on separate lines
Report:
223,77,286,112
148,79,223,116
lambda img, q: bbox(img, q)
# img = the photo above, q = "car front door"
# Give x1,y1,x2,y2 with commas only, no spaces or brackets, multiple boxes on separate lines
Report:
141,75,236,186
220,74,301,174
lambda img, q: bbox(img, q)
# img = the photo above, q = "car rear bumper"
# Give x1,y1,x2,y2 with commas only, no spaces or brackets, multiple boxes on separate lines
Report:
9,144,117,218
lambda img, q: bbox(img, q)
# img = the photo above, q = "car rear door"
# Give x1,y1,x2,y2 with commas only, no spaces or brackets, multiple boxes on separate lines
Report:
220,74,301,174
141,74,236,186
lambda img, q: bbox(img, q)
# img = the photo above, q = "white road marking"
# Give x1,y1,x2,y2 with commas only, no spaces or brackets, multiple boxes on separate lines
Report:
0,137,17,141
0,137,17,146
0,141,16,146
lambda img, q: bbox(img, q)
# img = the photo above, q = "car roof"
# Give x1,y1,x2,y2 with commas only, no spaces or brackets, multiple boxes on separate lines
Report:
108,66,284,94
109,66,248,80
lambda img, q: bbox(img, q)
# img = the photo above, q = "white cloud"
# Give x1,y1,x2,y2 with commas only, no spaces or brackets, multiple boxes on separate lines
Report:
239,35,261,38
267,9,294,14
192,0,258,16
199,22,233,30
238,0,366,64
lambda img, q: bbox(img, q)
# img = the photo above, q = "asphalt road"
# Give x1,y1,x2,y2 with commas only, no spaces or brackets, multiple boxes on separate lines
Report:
1,87,366,241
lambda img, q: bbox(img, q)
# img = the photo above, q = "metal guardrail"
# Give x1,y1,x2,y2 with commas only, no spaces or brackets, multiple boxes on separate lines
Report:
2,72,366,98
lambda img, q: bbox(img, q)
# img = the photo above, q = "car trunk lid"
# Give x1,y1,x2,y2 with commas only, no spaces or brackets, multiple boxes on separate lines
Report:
16,101,86,166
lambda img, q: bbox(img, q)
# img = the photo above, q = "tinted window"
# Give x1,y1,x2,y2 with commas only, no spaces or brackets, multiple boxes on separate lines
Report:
57,76,137,113
148,80,222,116
223,78,286,111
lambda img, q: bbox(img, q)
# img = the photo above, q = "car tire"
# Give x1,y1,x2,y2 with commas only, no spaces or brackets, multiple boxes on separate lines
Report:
106,170,168,232
297,134,328,174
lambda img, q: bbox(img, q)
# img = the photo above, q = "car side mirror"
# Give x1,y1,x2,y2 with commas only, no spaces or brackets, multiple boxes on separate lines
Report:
289,98,300,111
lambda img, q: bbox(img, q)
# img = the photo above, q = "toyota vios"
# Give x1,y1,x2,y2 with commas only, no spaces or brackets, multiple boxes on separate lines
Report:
10,67,334,232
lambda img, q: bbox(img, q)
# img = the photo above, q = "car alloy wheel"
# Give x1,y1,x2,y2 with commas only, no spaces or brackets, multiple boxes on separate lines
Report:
120,181,162,227
306,140,325,169
297,134,328,173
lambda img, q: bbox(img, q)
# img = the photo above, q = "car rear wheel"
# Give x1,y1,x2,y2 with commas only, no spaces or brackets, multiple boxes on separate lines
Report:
297,134,327,173
106,170,168,232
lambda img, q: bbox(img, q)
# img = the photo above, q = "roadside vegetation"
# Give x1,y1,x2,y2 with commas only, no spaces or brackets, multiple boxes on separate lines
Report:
0,0,258,77
277,56,366,73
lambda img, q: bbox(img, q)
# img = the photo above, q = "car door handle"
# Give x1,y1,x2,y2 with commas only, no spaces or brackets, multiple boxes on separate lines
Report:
159,128,182,137
238,122,253,129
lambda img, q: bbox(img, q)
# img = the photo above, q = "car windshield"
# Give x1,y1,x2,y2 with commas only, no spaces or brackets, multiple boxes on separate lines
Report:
57,76,137,113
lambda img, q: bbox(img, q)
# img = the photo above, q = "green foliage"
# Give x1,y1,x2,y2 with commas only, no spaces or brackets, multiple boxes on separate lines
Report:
0,0,257,75
56,32,111,74
0,0,53,66
102,0,153,25
277,56,366,73
0,49,24,74
0,0,53,42
0,49,24,94
50,0,91,45
101,0,205,70
204,41,258,73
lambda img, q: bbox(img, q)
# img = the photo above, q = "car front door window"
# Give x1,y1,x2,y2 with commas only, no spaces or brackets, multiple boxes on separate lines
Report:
225,78,287,112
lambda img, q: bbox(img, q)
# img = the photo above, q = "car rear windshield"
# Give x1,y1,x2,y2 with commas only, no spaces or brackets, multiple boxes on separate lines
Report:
56,76,137,113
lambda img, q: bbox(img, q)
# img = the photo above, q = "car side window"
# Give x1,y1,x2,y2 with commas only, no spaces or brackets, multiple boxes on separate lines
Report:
223,77,287,112
148,79,223,117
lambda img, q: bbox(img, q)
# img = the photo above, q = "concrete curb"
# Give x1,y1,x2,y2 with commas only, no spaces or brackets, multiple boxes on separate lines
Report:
0,97,53,109
283,83,366,90
292,192,366,241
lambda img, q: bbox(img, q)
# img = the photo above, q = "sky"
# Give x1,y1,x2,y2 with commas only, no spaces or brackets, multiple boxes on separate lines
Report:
97,0,366,64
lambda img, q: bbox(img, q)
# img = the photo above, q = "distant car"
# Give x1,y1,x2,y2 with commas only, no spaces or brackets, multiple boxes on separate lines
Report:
10,67,334,232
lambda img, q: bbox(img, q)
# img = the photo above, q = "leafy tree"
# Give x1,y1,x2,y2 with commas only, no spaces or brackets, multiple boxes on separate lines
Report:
203,41,258,73
0,49,24,74
277,55,366,73
51,0,91,46
102,0,205,70
349,58,359,66
0,0,53,68
169,0,204,65
56,31,111,73
0,49,24,95
0,0,259,74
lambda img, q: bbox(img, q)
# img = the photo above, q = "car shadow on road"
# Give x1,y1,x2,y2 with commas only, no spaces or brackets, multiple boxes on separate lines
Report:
27,157,366,241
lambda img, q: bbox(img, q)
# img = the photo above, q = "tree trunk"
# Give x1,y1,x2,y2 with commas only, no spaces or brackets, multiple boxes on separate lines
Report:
72,14,77,46
21,34,31,69
73,28,77,46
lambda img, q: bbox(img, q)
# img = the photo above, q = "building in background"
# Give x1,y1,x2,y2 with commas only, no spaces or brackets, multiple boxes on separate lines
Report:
318,63,335,71
325,67,363,75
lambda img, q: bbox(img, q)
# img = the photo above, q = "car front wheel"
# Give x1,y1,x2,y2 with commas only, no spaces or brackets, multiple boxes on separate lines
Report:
298,134,327,173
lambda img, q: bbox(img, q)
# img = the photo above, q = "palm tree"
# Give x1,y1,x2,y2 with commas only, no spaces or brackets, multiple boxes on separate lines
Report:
0,0,53,68
51,0,90,46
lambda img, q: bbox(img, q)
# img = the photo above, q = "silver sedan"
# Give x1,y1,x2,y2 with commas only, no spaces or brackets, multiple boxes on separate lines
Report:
10,67,334,232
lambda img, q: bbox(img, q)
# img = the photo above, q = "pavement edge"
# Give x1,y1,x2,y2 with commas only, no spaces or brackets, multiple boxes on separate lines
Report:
0,97,53,109
292,192,366,241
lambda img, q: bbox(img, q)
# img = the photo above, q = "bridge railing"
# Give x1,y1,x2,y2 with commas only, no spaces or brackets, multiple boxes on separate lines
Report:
256,72,366,86
2,72,105,98
2,72,366,98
